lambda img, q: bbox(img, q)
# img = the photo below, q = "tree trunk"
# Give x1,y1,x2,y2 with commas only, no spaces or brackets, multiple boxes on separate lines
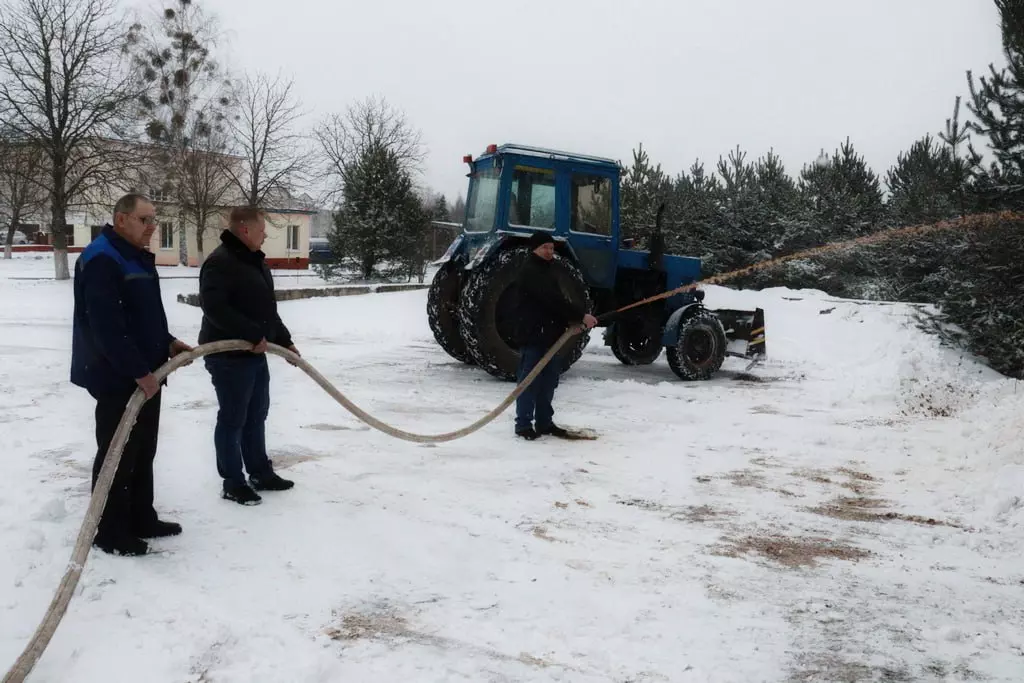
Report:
50,164,70,281
178,222,188,265
196,215,206,264
5,214,19,260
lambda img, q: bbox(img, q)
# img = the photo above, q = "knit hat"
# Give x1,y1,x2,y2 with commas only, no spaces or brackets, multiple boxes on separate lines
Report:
527,232,555,250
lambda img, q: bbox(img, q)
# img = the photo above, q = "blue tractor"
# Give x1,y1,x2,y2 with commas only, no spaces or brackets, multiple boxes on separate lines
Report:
427,143,765,382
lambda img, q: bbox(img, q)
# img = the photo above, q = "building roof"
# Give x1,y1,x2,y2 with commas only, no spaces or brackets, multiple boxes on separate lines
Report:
261,190,319,214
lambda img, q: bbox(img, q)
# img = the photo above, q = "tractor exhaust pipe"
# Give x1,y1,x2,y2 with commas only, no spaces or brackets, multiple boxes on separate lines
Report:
647,202,666,271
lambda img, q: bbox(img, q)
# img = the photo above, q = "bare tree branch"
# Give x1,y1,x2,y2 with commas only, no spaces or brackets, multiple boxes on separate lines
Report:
178,103,235,259
226,70,307,208
0,0,145,279
312,95,424,209
126,0,231,264
0,128,49,257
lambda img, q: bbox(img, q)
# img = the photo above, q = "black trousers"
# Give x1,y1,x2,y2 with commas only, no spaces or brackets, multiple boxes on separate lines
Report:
91,390,162,541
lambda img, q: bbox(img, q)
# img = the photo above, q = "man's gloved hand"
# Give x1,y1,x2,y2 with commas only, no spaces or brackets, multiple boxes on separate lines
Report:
582,314,598,329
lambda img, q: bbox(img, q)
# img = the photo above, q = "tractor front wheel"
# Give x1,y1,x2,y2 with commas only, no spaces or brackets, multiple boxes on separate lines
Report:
427,261,474,364
458,246,591,381
666,310,727,381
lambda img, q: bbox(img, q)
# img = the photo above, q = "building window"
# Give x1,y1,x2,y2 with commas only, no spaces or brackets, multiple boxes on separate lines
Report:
508,166,556,230
64,224,75,246
90,225,103,241
287,225,299,251
149,187,168,202
570,174,613,237
160,222,174,249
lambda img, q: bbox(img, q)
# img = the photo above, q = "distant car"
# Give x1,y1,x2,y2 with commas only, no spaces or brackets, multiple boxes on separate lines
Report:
309,237,332,264
11,230,27,245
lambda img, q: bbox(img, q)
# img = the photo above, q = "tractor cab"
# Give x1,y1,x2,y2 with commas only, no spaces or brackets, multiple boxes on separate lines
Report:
460,144,623,290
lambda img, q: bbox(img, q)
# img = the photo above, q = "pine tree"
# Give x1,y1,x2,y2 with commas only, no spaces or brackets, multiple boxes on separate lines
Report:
694,147,803,274
798,138,885,247
432,194,450,221
939,96,978,217
326,143,425,281
753,150,804,252
874,134,972,302
668,159,720,260
620,143,670,243
710,146,764,271
966,0,1024,209
885,135,959,226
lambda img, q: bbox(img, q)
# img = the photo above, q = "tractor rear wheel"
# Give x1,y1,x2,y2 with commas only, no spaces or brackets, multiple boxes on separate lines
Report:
457,246,591,381
666,310,727,380
427,261,474,364
606,316,663,366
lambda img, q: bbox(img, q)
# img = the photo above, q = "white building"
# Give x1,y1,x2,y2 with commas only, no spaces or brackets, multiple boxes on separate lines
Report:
128,189,318,269
8,140,319,269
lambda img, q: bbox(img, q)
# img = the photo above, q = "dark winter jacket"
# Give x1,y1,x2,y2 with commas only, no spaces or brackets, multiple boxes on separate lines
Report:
71,225,174,396
514,253,586,347
198,230,293,356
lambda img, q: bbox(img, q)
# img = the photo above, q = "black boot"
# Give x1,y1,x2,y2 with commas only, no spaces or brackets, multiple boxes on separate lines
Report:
537,424,570,438
93,533,149,557
250,471,294,491
133,519,182,538
223,481,262,505
516,427,539,441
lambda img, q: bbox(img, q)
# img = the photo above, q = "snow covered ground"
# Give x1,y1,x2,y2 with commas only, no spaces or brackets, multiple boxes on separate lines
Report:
0,254,1022,682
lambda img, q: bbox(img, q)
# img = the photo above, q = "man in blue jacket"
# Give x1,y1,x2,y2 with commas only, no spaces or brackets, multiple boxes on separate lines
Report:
71,193,193,556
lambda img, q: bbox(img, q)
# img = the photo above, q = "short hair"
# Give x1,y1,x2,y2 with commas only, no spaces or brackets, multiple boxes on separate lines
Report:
229,206,265,232
113,193,151,220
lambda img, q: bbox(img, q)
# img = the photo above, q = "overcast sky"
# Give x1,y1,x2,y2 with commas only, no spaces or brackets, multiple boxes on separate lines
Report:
133,0,1006,203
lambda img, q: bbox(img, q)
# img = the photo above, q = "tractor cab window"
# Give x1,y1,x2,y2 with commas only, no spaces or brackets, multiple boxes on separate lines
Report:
508,166,556,230
570,174,613,237
465,166,501,232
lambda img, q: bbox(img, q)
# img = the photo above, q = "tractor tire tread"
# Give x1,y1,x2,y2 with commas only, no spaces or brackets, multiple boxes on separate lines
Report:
457,246,591,381
427,262,474,364
666,309,727,381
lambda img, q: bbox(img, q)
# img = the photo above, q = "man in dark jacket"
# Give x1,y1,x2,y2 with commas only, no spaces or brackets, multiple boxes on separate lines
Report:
199,206,298,505
513,232,597,440
71,193,194,556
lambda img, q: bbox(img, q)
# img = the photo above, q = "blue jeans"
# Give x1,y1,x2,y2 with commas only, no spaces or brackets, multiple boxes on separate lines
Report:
515,344,561,432
204,354,273,488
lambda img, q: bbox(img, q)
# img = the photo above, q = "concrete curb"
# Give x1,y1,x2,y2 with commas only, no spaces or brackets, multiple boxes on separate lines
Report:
176,283,429,307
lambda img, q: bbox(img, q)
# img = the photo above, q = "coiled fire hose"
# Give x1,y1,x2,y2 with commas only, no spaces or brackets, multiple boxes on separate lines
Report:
2,330,582,683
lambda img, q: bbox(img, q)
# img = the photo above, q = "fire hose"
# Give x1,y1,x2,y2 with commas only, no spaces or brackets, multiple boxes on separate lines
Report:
2,330,584,683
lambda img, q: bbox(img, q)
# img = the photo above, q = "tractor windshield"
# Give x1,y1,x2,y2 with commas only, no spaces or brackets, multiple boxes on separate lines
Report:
465,166,500,233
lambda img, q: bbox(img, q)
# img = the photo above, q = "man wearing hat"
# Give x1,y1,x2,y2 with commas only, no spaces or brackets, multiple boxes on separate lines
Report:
512,232,598,440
